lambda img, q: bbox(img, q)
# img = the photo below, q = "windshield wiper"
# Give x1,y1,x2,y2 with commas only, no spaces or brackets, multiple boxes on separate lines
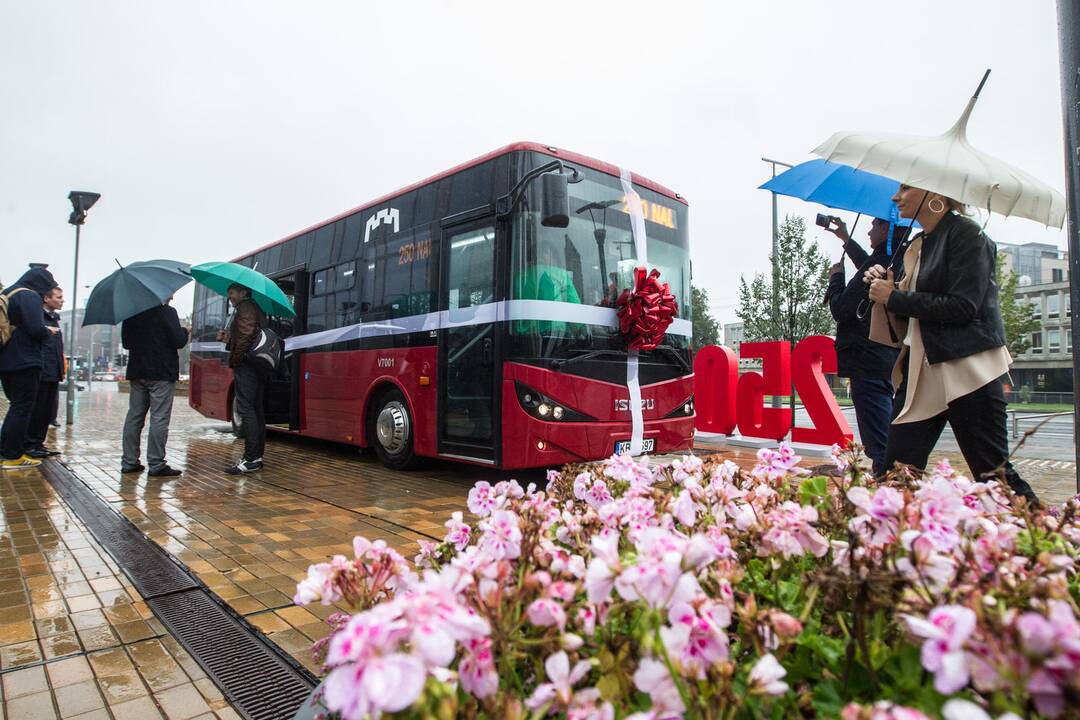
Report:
651,345,693,373
549,348,627,370
549,346,691,374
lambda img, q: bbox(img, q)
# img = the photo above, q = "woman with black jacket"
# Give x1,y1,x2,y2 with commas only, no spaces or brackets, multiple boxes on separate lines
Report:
865,184,1038,503
24,287,65,457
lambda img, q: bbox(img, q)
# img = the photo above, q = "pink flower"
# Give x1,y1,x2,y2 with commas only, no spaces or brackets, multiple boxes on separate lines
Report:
396,583,490,668
671,454,703,484
294,559,342,606
467,481,497,516
527,651,592,710
1016,612,1056,657
413,540,438,569
527,598,567,631
1027,669,1065,718
577,605,597,636
753,443,806,483
904,605,976,694
760,502,829,559
443,511,471,551
632,657,685,715
941,699,1021,720
843,702,933,720
478,510,522,560
661,602,729,679
322,652,426,720
459,637,499,699
585,534,621,604
671,489,701,527
583,478,614,509
748,653,789,696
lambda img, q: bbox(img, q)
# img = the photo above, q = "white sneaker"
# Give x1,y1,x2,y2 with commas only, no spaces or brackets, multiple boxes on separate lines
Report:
225,458,263,475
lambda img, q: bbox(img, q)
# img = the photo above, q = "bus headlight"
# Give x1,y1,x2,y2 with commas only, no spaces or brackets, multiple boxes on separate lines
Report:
515,382,595,422
665,395,695,419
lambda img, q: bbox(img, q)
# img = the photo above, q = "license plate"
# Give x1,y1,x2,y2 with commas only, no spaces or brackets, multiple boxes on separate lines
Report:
614,438,655,455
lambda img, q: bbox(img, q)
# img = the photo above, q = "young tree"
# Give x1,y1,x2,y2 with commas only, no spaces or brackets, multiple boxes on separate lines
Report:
736,215,834,344
996,252,1038,357
690,285,721,351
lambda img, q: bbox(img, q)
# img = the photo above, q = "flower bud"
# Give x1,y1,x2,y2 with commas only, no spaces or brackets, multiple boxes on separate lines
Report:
771,611,803,639
560,633,584,651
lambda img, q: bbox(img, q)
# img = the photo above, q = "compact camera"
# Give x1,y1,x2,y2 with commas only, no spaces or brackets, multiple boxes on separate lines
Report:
815,213,840,229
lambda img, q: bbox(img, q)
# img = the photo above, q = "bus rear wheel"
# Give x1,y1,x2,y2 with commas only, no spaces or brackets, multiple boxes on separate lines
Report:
370,388,417,470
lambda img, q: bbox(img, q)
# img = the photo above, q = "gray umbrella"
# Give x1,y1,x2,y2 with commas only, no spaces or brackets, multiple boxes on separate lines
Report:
83,259,192,326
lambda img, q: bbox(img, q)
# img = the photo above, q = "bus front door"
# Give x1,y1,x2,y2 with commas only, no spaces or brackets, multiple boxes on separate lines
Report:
265,269,306,430
438,221,499,463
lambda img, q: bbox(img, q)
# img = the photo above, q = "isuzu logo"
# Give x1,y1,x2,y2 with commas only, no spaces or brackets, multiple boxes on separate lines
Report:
614,398,654,412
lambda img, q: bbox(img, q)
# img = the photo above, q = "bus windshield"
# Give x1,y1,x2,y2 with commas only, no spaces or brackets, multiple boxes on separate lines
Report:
508,163,690,362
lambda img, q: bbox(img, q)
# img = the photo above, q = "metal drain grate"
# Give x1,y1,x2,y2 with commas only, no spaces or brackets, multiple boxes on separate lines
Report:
148,590,315,720
42,462,197,598
42,462,317,720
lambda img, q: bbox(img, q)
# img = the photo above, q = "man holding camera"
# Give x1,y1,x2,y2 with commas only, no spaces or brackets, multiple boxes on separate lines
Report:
823,215,908,475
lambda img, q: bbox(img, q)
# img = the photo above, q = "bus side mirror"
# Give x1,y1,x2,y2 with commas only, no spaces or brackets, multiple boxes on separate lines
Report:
540,173,570,228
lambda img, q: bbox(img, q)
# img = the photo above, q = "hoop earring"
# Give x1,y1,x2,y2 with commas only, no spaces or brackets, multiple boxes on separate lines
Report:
928,197,946,214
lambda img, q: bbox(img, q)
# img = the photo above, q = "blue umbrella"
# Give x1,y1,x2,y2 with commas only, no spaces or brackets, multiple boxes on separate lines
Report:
759,159,917,253
83,259,192,326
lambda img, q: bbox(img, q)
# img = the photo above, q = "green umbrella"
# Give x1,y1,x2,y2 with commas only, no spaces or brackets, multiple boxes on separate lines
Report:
190,261,296,318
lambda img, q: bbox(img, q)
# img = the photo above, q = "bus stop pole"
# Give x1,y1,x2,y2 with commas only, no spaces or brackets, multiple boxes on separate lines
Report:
1057,0,1080,493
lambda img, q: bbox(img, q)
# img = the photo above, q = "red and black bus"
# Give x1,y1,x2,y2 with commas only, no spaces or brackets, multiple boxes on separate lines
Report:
189,142,694,469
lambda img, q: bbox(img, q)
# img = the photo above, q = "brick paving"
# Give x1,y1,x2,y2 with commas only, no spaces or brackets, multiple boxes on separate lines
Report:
1,383,1076,710
0,467,239,719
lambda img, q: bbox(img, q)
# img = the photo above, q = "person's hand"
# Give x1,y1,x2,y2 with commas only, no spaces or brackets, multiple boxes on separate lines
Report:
868,268,895,305
863,264,887,285
827,218,851,242
47,326,60,334
829,262,843,276
216,330,227,342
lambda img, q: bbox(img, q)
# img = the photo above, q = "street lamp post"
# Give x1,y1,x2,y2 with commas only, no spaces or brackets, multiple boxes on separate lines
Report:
761,157,793,408
65,191,100,425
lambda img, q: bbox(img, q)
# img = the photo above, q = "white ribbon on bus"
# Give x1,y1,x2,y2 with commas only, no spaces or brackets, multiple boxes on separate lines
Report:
190,302,690,355
619,168,649,456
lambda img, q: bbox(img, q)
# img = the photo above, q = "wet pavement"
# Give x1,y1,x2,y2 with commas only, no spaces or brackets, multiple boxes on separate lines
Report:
0,458,239,719
1,383,1076,718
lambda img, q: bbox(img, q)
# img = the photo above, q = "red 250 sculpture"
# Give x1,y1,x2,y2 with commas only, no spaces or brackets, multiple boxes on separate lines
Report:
693,336,853,447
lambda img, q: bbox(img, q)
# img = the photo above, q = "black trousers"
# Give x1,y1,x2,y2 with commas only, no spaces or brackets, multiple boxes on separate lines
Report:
849,377,894,476
883,373,1037,503
233,363,266,462
25,381,59,451
1,368,42,460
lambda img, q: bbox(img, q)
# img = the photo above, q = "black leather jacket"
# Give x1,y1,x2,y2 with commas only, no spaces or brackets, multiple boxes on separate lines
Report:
885,212,1005,364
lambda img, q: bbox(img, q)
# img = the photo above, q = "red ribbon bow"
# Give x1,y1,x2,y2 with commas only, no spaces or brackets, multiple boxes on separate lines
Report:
615,267,678,351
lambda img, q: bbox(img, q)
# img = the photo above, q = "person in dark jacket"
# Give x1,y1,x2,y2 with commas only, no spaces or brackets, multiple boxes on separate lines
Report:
24,287,65,457
866,184,1037,503
120,298,189,476
0,266,60,469
826,218,908,475
217,284,267,474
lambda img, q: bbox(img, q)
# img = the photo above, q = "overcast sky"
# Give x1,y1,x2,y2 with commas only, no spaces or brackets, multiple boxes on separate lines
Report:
0,1,1070,328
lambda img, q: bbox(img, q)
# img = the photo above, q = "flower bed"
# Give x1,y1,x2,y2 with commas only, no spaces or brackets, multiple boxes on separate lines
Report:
294,446,1080,719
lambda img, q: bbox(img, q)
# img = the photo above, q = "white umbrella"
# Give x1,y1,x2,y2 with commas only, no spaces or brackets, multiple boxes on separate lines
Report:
812,70,1066,228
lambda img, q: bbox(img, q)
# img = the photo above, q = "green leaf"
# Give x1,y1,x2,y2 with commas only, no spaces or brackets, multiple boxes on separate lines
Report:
811,680,846,717
797,633,845,666
798,475,829,505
